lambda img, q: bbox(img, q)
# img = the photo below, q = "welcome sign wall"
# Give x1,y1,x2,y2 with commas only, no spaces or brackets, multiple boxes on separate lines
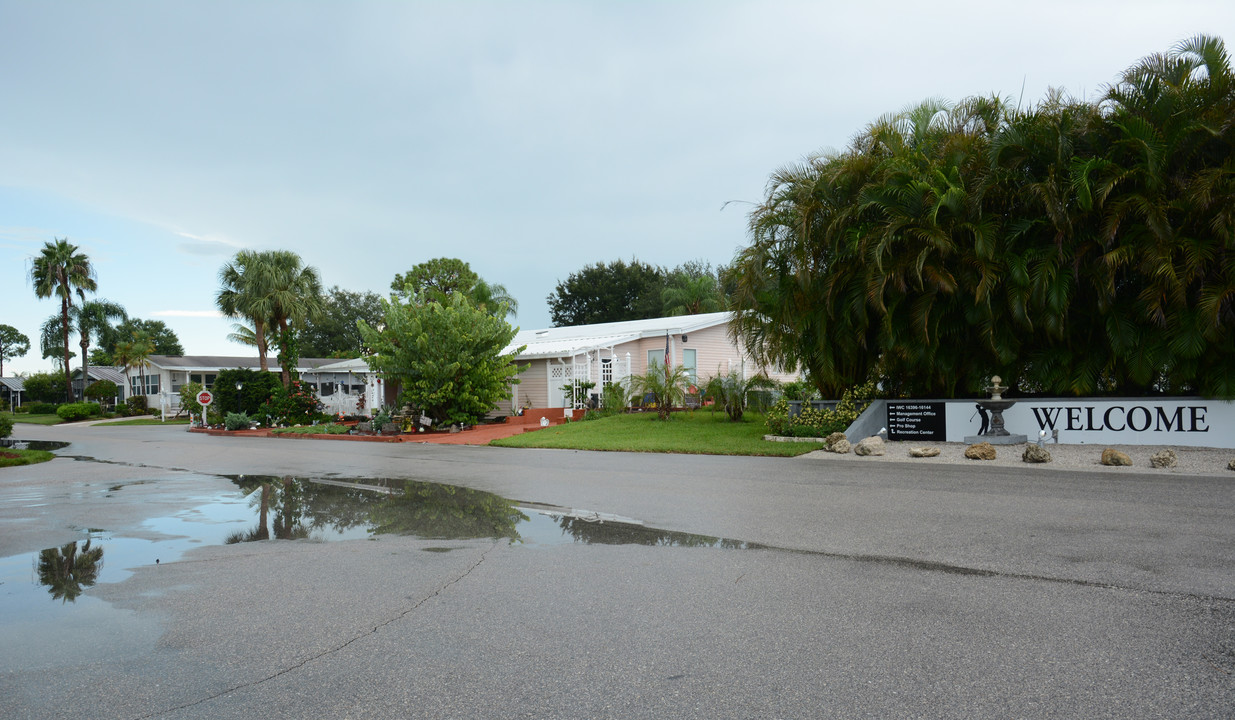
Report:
936,398,1234,448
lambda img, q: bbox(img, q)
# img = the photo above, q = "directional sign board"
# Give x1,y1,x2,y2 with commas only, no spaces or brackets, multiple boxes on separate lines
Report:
196,389,214,407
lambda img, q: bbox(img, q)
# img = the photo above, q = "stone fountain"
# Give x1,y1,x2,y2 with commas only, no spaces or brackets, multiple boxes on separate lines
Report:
963,375,1028,445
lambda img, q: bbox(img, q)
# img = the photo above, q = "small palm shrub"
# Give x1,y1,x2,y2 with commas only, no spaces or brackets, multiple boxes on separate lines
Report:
704,370,777,422
627,364,690,420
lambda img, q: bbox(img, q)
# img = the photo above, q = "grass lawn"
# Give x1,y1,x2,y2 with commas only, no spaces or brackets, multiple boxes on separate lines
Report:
100,417,191,426
0,448,56,467
491,410,824,456
12,414,63,425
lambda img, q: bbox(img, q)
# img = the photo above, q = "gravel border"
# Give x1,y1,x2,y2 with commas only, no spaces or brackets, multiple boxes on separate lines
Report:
800,439,1235,476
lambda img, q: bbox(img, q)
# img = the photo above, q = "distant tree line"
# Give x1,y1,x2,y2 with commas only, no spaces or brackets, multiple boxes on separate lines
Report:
729,35,1235,399
547,258,730,327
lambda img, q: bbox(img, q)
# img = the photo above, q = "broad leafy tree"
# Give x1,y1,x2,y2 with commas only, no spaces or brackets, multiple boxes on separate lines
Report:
299,287,385,358
391,258,518,320
547,259,665,326
359,292,525,426
95,318,182,363
0,324,31,376
29,238,97,401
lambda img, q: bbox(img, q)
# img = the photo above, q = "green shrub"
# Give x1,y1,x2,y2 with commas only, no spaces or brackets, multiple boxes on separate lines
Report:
22,371,66,403
765,380,877,437
0,412,13,438
224,412,252,431
84,380,120,402
126,395,147,414
26,402,60,415
257,380,324,426
779,379,818,401
56,402,101,422
212,368,282,415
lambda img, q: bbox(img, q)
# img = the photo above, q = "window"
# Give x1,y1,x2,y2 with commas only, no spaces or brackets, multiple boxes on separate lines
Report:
682,349,697,385
129,375,160,395
601,358,613,387
647,349,665,371
189,373,217,389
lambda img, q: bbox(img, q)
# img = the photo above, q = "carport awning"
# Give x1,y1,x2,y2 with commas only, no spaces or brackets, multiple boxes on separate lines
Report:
0,377,25,392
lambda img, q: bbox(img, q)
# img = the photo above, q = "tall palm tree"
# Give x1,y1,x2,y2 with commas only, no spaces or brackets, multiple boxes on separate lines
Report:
263,250,325,387
30,238,97,401
218,250,278,373
69,297,128,397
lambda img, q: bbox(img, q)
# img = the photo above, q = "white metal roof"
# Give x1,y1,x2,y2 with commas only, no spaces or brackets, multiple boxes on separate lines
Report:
505,312,732,359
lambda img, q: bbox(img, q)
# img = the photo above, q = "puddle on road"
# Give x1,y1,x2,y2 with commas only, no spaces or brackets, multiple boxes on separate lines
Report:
1,472,760,670
0,439,71,452
1,475,758,628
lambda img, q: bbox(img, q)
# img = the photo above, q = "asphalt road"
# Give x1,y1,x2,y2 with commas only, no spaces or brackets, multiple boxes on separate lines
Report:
2,422,1233,719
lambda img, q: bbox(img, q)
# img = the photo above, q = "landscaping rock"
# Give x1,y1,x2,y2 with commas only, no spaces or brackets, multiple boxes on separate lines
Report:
1022,444,1052,463
355,421,373,434
1101,448,1133,466
830,439,852,454
1228,459,1235,472
380,422,401,435
824,432,848,450
1149,449,1177,468
964,442,997,460
853,436,885,456
909,447,940,458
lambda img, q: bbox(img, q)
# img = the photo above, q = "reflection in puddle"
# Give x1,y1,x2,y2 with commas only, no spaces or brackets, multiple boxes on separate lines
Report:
220,476,762,550
5,475,760,617
36,540,104,603
223,476,530,544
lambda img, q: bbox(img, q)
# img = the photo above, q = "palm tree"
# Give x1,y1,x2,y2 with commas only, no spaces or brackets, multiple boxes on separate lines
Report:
703,369,777,421
116,330,155,400
470,278,519,319
217,250,278,373
627,362,690,421
30,238,97,401
218,250,324,387
262,251,325,387
661,273,724,316
69,297,128,398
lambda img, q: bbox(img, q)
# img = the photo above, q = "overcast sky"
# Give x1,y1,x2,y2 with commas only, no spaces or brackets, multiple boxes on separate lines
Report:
3,1,1232,376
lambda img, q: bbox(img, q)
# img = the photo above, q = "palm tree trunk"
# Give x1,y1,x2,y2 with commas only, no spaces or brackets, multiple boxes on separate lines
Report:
61,297,73,402
255,318,269,373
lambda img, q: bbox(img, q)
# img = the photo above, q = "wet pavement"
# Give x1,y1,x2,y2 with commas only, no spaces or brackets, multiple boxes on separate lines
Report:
1,423,1233,718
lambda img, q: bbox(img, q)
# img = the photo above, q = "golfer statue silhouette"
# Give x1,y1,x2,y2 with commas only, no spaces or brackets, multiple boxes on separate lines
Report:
971,404,990,435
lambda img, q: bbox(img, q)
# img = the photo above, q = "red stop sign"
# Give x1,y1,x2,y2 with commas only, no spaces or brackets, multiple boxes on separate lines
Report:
196,390,214,406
